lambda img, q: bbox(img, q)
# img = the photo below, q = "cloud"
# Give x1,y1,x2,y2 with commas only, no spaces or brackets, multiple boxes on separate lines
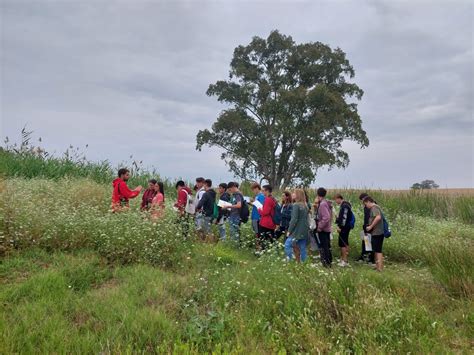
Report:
1,0,472,188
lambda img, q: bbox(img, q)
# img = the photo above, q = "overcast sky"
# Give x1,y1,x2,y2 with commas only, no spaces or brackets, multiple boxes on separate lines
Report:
1,0,473,188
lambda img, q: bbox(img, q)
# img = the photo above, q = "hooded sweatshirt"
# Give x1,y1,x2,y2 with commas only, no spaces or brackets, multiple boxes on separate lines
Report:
174,186,193,213
259,196,276,230
336,201,353,229
317,199,333,233
196,189,217,217
111,178,140,210
141,188,157,210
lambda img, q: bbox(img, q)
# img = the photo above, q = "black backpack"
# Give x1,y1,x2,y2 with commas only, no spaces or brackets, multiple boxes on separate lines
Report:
237,193,249,223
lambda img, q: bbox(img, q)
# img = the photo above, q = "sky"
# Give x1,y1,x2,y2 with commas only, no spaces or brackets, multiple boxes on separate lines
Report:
1,0,473,189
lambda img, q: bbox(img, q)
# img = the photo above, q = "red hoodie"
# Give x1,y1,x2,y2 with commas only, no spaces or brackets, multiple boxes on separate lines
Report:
111,178,140,211
174,186,192,213
259,196,276,230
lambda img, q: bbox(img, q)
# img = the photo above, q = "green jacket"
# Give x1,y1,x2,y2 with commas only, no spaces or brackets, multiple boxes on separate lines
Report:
288,203,310,240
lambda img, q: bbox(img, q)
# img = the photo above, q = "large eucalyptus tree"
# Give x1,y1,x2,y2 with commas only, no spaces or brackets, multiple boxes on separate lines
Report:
197,31,369,189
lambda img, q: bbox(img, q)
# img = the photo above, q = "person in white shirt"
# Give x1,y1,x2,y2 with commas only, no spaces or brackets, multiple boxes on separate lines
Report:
195,177,206,231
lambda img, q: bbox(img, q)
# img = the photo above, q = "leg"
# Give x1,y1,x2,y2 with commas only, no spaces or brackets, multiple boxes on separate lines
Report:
293,242,301,262
297,238,307,262
319,232,331,267
284,237,294,260
229,216,241,244
375,252,384,271
218,218,226,241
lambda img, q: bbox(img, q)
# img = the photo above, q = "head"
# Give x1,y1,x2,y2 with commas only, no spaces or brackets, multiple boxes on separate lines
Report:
148,179,157,189
227,181,238,194
262,185,272,197
195,177,205,189
334,193,344,205
155,181,165,196
175,180,185,191
316,187,327,202
204,179,212,191
362,196,376,208
282,191,292,205
251,182,261,195
293,189,306,204
118,168,130,181
218,183,227,194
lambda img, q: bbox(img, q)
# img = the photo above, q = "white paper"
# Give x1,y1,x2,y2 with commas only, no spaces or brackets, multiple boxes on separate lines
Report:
218,200,233,208
251,200,263,210
364,233,372,251
243,196,251,203
360,231,366,241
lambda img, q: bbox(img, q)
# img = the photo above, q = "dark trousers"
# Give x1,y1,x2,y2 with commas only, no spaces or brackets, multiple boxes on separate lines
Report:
275,226,288,240
318,231,332,267
176,214,190,238
258,225,275,249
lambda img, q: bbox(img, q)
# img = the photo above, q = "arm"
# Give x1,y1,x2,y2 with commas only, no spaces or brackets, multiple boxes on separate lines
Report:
196,192,207,210
120,181,140,199
288,204,299,235
337,205,348,228
367,215,382,232
230,194,242,209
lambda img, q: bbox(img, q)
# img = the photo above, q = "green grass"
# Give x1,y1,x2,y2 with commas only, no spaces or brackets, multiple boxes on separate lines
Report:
0,148,473,353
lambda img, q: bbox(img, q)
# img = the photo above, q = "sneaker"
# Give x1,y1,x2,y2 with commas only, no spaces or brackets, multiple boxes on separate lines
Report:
356,256,365,263
337,260,348,267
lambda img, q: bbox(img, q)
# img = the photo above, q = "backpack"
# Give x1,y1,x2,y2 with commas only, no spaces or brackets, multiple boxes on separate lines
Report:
348,210,356,230
182,189,196,215
236,193,249,223
382,213,391,238
212,203,219,220
272,198,282,225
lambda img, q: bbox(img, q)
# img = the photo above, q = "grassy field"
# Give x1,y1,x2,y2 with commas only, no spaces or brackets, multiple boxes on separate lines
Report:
0,149,473,353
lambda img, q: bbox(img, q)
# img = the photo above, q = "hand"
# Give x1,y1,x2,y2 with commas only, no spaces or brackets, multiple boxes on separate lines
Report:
135,185,143,192
337,228,341,233
366,225,373,232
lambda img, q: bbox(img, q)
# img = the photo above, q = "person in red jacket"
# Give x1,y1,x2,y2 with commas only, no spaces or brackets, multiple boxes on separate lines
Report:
174,180,193,238
258,185,277,250
111,168,142,212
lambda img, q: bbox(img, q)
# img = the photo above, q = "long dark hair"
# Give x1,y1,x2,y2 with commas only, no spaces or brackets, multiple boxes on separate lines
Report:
282,191,292,205
157,182,165,200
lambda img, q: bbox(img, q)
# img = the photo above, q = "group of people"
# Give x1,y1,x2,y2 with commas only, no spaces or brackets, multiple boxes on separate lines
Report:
111,169,388,271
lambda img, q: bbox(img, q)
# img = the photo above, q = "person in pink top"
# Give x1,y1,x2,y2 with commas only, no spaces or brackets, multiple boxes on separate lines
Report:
150,182,165,220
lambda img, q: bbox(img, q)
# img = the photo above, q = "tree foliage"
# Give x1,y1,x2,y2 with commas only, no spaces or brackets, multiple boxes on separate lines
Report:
411,180,440,190
196,30,369,188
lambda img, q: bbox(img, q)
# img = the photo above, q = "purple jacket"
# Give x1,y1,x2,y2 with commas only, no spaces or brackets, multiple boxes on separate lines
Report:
317,199,333,233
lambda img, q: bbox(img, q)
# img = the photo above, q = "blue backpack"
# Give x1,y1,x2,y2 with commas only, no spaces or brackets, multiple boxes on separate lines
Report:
382,213,391,238
272,198,282,225
348,211,356,230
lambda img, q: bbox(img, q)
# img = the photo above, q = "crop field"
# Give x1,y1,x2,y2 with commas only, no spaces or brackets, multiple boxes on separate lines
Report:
0,150,473,353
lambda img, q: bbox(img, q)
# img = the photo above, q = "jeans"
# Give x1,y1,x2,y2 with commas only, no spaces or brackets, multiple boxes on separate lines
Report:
318,231,332,267
251,219,260,235
285,237,307,262
201,216,212,234
218,217,227,240
195,212,203,231
228,215,241,243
